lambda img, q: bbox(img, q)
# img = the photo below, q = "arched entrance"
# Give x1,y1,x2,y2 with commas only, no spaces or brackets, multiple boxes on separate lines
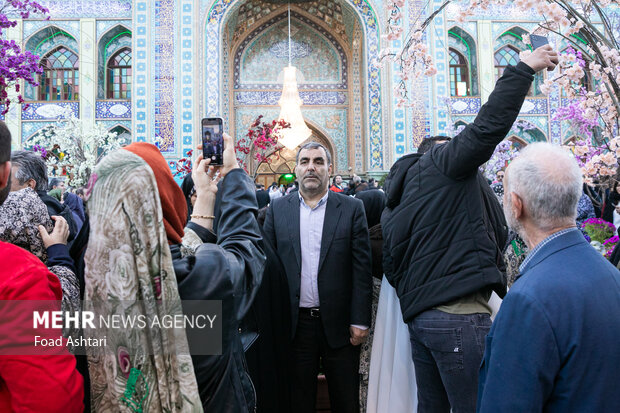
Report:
251,124,336,187
254,147,297,188
205,0,384,171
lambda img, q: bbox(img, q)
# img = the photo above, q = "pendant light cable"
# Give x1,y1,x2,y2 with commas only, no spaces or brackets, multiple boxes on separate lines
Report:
288,3,292,67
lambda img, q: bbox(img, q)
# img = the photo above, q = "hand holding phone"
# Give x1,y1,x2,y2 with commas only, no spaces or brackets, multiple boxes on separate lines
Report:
201,117,224,166
529,34,549,50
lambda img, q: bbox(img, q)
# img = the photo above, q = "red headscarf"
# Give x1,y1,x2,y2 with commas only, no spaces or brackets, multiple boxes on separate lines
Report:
124,143,187,244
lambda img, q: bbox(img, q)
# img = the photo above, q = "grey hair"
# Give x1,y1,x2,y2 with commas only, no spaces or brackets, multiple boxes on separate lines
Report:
10,150,49,192
505,143,582,230
296,142,332,166
352,175,361,184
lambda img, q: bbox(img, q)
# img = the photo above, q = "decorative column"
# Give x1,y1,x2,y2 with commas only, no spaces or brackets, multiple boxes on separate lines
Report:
477,20,495,104
79,18,97,129
152,0,176,154
133,0,151,143
407,0,431,152
428,1,450,135
178,0,196,159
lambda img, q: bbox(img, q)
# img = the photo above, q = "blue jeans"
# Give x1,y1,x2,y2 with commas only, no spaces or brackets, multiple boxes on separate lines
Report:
407,310,491,413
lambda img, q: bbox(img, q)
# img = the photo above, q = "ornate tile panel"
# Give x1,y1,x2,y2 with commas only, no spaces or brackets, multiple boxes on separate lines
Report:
99,119,132,131
432,2,450,134
96,101,131,119
407,0,431,152
39,0,132,18
234,91,347,106
449,97,482,115
23,20,80,41
519,98,548,115
152,0,176,153
96,20,131,40
21,121,54,142
352,22,363,171
21,102,79,121
234,13,347,89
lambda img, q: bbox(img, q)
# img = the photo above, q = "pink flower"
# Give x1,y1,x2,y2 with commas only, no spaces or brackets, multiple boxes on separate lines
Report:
424,66,437,76
83,172,98,202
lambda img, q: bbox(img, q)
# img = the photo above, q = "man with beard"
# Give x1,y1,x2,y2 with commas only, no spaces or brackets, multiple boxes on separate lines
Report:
381,45,558,412
264,142,372,413
478,143,620,412
0,120,84,411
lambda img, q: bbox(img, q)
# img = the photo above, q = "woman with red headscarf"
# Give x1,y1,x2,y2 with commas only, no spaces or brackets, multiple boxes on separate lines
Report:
85,134,264,412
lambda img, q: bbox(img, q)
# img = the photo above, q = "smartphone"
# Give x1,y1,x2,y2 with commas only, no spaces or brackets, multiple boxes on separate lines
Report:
201,117,224,166
529,34,549,50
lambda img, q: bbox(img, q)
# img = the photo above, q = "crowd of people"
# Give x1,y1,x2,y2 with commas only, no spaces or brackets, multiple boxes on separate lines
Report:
1,45,620,413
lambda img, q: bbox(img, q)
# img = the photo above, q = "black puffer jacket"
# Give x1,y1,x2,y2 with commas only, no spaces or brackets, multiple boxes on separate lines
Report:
172,168,265,413
382,62,535,322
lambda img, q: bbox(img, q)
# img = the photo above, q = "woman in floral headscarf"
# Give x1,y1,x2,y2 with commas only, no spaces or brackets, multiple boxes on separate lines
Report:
85,134,265,412
84,148,202,412
0,187,79,314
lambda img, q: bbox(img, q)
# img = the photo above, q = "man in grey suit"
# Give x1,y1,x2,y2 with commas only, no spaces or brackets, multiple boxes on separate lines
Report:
263,142,372,413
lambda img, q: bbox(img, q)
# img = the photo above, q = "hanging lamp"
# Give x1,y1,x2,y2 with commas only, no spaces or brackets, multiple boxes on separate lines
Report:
277,4,312,150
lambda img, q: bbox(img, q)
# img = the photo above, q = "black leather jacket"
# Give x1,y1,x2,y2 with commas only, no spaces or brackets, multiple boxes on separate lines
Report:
172,168,265,413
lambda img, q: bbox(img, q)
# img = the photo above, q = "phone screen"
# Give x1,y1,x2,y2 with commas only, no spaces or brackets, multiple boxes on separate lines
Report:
201,118,223,166
529,34,549,50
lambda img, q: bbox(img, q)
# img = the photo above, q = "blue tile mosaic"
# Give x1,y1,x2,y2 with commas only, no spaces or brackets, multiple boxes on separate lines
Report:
21,102,79,121
96,101,131,119
235,91,348,106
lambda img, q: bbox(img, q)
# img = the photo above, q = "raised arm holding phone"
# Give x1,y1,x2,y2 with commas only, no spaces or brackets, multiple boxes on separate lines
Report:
381,45,558,413
190,132,239,231
84,131,264,412
175,131,265,412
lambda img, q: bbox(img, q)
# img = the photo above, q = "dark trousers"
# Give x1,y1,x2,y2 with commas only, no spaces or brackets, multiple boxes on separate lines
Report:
291,310,360,413
407,309,491,413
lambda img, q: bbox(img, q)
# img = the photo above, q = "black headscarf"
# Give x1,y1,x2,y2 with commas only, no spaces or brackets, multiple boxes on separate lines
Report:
63,192,85,234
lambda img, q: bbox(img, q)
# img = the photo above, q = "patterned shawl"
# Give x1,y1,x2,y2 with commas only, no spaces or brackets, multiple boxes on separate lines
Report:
84,148,202,412
0,187,53,261
0,187,80,322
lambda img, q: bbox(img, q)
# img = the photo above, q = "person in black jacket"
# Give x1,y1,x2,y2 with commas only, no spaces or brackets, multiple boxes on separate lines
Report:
264,142,372,413
381,45,558,413
125,135,265,412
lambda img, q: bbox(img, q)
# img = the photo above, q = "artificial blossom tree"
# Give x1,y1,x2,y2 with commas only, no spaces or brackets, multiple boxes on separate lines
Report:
384,0,620,187
28,108,122,188
0,0,48,115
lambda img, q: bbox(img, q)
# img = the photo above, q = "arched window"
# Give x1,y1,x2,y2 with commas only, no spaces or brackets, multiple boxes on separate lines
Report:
449,49,469,96
107,48,132,99
39,46,79,101
494,46,520,80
